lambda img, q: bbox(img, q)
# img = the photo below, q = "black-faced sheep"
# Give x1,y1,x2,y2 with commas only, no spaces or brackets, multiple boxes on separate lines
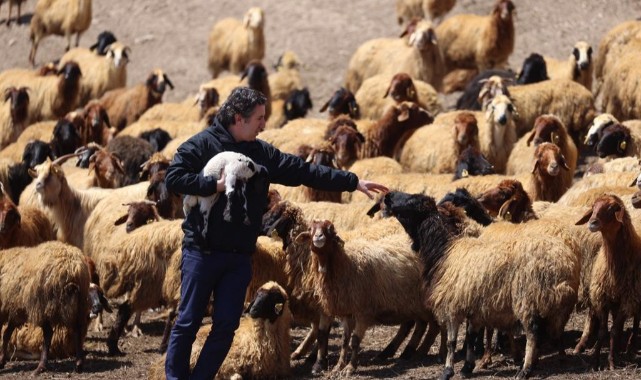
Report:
0,86,30,149
0,240,90,374
545,41,593,90
382,191,579,379
149,281,291,380
575,194,641,370
345,19,445,92
89,30,117,55
99,69,174,131
593,122,641,159
436,0,515,73
183,151,265,234
207,7,265,78
319,87,360,120
106,135,155,186
453,146,495,180
50,118,82,158
139,128,172,152
28,0,92,66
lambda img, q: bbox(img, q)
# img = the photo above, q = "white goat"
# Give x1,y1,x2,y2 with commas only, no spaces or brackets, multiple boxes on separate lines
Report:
183,151,265,238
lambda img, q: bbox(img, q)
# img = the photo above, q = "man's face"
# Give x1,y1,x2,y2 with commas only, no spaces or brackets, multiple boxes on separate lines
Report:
231,105,266,142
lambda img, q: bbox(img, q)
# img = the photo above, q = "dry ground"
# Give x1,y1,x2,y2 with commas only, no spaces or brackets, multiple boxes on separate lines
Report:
1,0,641,378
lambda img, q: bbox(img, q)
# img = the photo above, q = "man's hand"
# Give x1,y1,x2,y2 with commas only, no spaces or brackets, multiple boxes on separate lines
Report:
216,171,226,193
356,179,389,200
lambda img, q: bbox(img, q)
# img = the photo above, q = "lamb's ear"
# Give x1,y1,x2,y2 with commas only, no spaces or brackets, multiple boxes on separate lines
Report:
294,231,311,244
526,130,536,147
243,300,254,314
575,208,593,225
530,159,540,174
319,98,330,113
114,214,128,226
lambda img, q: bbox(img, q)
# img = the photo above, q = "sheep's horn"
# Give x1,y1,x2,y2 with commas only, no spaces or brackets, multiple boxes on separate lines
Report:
143,200,157,206
139,159,151,169
52,152,83,166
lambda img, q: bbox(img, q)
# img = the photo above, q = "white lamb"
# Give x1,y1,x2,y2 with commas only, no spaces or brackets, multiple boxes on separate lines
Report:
183,151,265,238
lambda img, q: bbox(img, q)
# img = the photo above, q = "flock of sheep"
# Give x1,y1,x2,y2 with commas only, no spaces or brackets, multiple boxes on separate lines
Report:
1,0,641,379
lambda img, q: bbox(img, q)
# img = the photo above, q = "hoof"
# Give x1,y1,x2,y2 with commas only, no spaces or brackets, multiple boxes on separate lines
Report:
107,342,124,357
126,325,144,338
290,352,302,360
440,366,455,380
32,365,46,376
399,349,415,361
461,361,474,377
374,348,395,362
311,359,327,376
342,364,356,376
516,366,532,379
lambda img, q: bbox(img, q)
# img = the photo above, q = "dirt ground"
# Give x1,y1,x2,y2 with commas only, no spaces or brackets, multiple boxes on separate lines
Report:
2,0,641,379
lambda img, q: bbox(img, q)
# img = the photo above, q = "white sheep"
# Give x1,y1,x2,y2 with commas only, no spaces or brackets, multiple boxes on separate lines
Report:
58,41,130,105
345,19,445,93
207,7,265,78
183,151,265,238
396,0,456,25
544,41,594,90
29,0,93,66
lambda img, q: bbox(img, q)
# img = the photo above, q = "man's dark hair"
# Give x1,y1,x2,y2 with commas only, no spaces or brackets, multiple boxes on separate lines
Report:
217,87,267,128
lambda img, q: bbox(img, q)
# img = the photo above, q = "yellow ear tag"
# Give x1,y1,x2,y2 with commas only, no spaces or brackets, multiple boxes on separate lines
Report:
274,303,283,315
620,141,627,151
461,169,469,178
504,211,512,222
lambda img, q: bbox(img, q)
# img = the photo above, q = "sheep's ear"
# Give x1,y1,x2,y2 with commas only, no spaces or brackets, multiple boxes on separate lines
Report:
428,28,437,45
560,155,570,171
114,158,126,175
319,99,330,113
274,302,284,316
460,169,469,178
356,132,365,143
3,89,11,103
163,74,174,90
615,206,625,224
243,300,254,314
397,106,410,122
530,159,539,174
383,83,392,99
114,214,128,226
294,231,311,244
630,177,638,187
101,108,112,128
526,130,536,147
28,168,37,178
575,208,593,225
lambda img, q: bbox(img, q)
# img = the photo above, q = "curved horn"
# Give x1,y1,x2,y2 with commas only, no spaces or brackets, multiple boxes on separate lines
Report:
142,199,158,206
52,152,83,166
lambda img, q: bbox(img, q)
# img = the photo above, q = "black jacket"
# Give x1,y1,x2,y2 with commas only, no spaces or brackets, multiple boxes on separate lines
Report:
165,118,359,254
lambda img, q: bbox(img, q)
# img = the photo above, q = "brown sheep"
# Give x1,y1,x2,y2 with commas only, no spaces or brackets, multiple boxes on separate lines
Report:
545,41,594,90
99,69,174,131
302,144,343,203
529,142,572,202
113,200,160,233
0,182,55,249
328,124,365,170
576,195,641,370
0,86,30,150
78,101,115,146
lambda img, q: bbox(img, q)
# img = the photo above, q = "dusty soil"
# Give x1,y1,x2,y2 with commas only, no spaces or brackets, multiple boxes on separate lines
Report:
2,0,641,379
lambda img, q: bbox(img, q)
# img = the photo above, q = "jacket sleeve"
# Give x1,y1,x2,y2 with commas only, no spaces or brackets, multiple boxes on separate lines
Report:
264,143,359,192
165,136,219,197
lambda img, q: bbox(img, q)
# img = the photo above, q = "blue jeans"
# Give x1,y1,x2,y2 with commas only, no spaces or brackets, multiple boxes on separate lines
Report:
165,247,252,380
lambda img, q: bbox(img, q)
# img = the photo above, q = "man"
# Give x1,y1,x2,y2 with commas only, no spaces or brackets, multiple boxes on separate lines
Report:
164,87,387,379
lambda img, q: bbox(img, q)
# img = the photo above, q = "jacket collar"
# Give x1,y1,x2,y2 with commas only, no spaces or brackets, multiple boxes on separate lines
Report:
210,117,236,144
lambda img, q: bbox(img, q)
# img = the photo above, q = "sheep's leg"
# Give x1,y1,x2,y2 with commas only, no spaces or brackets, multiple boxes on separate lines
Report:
416,318,442,358
574,313,597,354
590,313,608,370
159,309,177,353
312,315,332,375
65,31,72,51
333,317,354,373
74,316,85,372
34,321,53,375
5,2,11,26
376,320,414,361
441,320,459,380
29,39,39,66
241,184,250,225
626,314,639,359
0,321,15,369
609,309,625,370
107,302,132,356
16,2,21,25
400,320,427,360
461,323,479,377
127,311,143,337
478,327,494,369
75,32,81,47
516,328,538,379
344,321,367,375
291,322,317,360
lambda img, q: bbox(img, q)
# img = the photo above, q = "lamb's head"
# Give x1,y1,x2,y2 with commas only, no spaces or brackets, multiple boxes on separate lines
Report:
0,183,20,236
454,146,495,180
3,86,30,125
532,142,570,177
576,194,629,236
438,188,493,226
146,69,174,98
572,41,593,72
229,155,266,181
384,73,418,103
51,119,82,158
22,139,54,169
453,112,479,149
584,113,619,147
526,114,565,147
596,123,630,158
485,94,516,127
88,148,125,188
400,19,437,51
243,7,264,29
478,179,535,223
84,102,115,146
493,0,515,20
379,191,439,250
328,125,364,169
319,87,359,119
114,200,160,233
246,281,288,324
296,219,343,274
106,42,131,69
516,53,548,84
29,153,78,206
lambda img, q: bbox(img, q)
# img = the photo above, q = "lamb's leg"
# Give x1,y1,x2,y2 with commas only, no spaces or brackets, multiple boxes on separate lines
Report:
376,320,414,361
574,313,597,354
34,321,53,375
441,320,459,380
400,319,427,360
609,308,625,370
75,32,82,47
344,320,368,375
312,315,332,375
107,302,132,356
0,321,15,369
159,309,177,353
241,183,250,225
222,173,238,222
291,322,318,360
